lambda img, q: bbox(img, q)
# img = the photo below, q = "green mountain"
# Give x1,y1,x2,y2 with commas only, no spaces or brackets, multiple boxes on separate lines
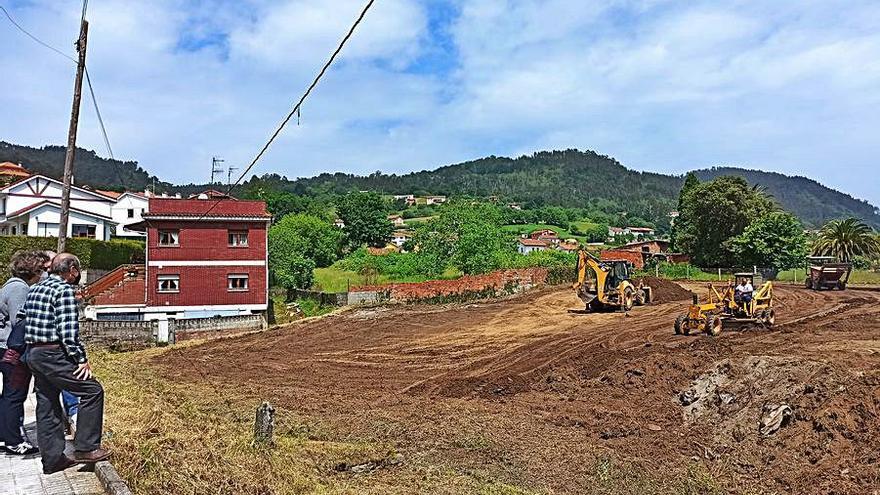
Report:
0,141,171,192
2,142,877,229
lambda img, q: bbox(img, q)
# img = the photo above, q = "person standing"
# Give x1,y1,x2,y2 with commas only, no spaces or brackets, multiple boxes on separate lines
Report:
23,253,110,474
0,251,45,455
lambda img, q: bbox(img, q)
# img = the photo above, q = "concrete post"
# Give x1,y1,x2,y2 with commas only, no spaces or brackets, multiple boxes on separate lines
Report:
157,319,170,344
253,401,275,447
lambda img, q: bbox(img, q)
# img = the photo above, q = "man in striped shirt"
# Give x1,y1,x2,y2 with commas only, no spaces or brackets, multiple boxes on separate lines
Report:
23,253,110,474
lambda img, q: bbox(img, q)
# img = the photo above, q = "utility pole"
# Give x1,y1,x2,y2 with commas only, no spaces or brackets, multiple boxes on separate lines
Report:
227,166,238,186
211,157,225,185
58,17,89,252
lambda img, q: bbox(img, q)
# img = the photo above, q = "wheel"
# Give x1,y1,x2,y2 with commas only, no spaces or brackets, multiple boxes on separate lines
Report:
765,308,776,326
837,281,847,290
705,315,723,336
674,314,687,335
623,287,635,311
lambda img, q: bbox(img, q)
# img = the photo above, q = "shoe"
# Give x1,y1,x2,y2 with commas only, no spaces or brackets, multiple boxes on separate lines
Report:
3,441,39,455
73,448,111,463
43,455,78,475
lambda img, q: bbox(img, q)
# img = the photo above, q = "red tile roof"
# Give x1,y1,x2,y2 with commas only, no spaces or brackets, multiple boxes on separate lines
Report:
144,198,270,218
519,238,549,247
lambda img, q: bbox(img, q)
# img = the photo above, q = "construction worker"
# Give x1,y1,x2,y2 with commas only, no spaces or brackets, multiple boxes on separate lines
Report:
735,278,753,309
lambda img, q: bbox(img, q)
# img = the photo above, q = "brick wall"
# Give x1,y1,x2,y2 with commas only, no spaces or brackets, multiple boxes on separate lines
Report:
601,249,645,269
147,221,267,262
349,268,549,304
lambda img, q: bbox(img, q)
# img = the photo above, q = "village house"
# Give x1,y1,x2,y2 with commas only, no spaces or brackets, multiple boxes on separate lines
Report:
393,194,416,206
103,190,149,238
518,238,549,255
391,230,412,248
84,196,271,320
387,214,406,227
425,195,447,205
529,228,560,244
0,174,116,239
334,218,345,228
600,239,689,269
628,226,655,240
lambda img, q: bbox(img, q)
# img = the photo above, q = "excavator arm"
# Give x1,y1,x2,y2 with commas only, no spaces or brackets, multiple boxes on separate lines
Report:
573,249,608,307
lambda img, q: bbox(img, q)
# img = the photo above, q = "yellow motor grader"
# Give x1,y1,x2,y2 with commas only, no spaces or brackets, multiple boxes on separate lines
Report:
572,250,652,312
674,272,775,336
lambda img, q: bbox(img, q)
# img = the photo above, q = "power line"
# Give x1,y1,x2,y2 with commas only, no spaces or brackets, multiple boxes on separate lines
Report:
1,4,123,184
196,0,376,220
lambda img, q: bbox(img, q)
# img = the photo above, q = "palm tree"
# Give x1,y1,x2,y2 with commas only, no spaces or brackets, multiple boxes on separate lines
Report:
812,218,880,262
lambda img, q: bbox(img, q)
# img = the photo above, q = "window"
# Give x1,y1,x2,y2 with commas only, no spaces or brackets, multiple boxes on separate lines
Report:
228,230,248,247
11,226,16,236
157,275,180,293
38,222,59,237
72,224,96,238
158,230,179,246
127,208,135,218
227,274,249,291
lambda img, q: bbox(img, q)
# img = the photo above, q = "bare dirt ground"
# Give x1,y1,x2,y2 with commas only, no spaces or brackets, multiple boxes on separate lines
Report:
157,284,880,494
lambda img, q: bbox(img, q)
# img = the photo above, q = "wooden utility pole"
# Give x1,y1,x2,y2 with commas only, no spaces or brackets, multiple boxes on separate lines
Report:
58,19,89,252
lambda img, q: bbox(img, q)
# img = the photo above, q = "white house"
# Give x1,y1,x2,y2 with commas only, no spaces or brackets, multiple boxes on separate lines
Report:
517,238,549,255
391,230,412,248
108,191,149,238
387,214,406,227
426,195,447,205
0,175,115,239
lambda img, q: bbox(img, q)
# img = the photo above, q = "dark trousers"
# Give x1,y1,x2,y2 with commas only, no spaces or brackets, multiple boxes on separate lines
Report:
26,346,104,469
0,356,31,445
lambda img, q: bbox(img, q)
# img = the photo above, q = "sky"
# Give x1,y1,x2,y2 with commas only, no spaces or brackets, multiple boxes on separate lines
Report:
1,0,879,205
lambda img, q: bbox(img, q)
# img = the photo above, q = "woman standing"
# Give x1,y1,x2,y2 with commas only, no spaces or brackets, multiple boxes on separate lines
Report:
0,251,46,455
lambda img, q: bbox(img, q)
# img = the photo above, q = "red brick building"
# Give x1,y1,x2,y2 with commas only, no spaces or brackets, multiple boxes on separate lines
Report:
84,197,271,320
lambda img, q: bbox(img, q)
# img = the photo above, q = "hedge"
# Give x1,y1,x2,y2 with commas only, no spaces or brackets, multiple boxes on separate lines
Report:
0,236,145,279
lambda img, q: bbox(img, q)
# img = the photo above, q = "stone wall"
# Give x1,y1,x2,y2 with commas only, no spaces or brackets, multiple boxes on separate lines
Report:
80,314,266,347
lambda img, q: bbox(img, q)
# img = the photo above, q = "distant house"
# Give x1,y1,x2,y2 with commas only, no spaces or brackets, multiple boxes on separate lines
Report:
608,226,628,238
106,191,149,238
334,218,345,228
508,203,522,210
518,238,549,255
425,195,447,205
391,230,412,248
602,240,687,269
0,162,31,185
387,214,406,227
627,226,655,239
394,194,416,206
557,242,579,253
529,229,560,244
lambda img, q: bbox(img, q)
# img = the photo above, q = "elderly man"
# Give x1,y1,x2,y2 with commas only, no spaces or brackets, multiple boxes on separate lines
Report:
23,253,110,475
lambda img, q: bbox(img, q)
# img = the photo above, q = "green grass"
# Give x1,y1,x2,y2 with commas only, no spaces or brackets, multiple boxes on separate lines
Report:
314,266,462,292
774,268,880,285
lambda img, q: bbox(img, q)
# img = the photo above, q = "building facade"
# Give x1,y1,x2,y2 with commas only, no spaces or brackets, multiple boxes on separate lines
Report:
108,191,149,238
85,197,271,320
0,175,115,239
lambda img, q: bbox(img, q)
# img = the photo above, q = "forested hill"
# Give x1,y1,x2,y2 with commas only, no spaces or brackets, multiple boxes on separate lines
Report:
2,142,877,228
694,167,880,229
0,141,170,192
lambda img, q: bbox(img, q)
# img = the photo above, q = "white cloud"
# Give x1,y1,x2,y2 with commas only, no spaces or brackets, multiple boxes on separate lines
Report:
0,0,878,205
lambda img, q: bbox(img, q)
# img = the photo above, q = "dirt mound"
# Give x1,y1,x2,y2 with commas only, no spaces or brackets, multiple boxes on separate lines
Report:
637,276,693,302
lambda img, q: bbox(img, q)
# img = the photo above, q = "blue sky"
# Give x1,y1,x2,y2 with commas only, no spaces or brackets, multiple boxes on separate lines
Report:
1,0,879,206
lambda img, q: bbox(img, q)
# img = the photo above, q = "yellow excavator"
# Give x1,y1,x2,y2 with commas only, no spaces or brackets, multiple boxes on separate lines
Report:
572,250,652,312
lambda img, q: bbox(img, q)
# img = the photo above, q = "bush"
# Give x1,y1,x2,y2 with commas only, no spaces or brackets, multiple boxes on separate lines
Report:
274,255,315,290
0,236,144,279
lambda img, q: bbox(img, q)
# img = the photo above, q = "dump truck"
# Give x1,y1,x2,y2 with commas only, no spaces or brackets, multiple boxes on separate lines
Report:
805,256,852,290
573,250,651,312
674,272,774,336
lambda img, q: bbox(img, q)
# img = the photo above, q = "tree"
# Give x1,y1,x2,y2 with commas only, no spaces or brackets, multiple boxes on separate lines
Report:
337,191,393,249
812,218,880,262
268,213,342,270
274,255,315,290
413,203,507,275
673,176,776,267
731,212,808,275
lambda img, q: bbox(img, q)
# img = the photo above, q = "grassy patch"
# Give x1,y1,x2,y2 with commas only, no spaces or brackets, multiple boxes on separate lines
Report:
314,266,462,292
502,223,581,242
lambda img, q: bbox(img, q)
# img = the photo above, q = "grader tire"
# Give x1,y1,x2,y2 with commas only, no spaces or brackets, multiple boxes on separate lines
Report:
623,287,635,312
705,315,723,336
674,314,687,335
765,308,776,326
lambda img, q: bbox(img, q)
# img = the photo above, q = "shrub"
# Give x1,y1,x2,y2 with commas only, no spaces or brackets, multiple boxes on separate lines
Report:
0,236,144,279
274,255,315,291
